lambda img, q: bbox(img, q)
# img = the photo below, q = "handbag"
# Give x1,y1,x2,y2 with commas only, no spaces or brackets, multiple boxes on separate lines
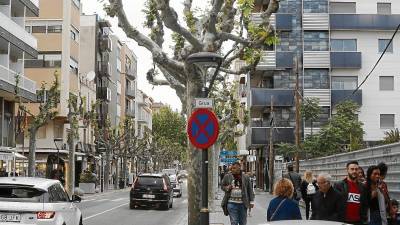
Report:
288,173,302,200
270,198,286,221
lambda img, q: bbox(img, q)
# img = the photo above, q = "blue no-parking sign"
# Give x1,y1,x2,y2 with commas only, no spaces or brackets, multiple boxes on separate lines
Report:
187,108,219,149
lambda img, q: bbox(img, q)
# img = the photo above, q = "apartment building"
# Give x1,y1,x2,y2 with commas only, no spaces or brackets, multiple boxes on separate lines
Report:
136,90,153,138
21,0,85,178
120,42,137,125
0,0,38,152
246,0,400,188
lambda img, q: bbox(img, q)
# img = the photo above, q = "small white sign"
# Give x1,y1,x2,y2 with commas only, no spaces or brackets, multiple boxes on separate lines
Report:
194,98,213,108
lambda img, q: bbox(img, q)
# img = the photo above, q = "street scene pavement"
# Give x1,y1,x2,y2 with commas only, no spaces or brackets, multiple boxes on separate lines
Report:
77,180,306,225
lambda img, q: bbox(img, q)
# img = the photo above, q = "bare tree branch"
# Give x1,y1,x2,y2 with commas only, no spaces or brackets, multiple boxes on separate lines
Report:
218,32,251,45
207,0,224,35
260,0,280,28
155,0,203,50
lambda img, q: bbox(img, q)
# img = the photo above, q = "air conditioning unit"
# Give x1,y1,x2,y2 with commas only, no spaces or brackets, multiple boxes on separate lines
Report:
106,88,112,102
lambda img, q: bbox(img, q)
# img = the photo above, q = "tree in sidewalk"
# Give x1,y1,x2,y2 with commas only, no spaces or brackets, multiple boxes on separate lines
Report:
15,70,60,177
101,0,279,222
300,97,322,136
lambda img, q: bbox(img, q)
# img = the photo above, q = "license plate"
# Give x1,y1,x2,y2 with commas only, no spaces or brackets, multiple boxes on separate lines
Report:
0,213,21,222
143,194,155,199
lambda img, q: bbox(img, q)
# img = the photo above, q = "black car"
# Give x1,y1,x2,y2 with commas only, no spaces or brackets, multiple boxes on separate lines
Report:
130,173,173,210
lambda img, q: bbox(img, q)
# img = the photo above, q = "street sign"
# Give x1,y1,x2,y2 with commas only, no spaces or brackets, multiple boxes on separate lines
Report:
187,108,219,149
194,98,213,108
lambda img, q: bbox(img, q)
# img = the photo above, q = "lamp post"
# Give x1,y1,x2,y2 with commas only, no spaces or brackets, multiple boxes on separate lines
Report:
186,52,223,225
98,147,105,193
54,138,64,170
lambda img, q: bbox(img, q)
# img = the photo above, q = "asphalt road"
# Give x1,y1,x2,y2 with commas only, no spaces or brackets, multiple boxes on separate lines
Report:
78,181,188,225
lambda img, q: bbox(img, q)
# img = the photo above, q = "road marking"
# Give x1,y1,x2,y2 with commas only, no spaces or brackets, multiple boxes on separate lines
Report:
111,198,125,202
83,203,128,221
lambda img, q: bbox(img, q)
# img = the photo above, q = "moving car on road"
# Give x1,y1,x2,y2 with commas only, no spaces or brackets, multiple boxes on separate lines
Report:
168,175,182,198
0,177,82,225
130,173,173,210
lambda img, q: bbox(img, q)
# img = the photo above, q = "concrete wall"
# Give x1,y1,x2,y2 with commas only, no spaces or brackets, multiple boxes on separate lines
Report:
298,143,400,199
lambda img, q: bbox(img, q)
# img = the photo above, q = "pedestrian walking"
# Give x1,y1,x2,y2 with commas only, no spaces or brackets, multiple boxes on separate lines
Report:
361,165,388,225
377,162,391,209
388,199,400,225
311,173,345,222
221,162,255,225
267,178,302,221
283,164,302,201
301,170,318,220
334,161,366,225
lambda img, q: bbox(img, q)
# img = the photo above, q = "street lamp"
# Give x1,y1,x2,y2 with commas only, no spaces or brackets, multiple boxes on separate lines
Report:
98,147,105,193
186,52,223,225
54,138,63,170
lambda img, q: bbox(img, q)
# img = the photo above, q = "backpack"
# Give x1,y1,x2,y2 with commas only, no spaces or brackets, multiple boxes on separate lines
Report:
306,182,316,195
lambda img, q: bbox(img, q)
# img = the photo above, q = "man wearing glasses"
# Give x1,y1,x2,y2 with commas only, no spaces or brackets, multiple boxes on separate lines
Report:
311,173,345,222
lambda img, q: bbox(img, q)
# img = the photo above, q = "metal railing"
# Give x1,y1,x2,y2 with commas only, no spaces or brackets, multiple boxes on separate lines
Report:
0,64,36,94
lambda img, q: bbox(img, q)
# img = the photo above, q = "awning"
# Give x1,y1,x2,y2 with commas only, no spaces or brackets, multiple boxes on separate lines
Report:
13,152,27,159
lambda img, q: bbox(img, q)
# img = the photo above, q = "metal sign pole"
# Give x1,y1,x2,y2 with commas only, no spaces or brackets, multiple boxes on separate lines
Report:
200,148,209,225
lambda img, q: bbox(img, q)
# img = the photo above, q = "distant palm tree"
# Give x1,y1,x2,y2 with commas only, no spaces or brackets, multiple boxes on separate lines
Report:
383,128,400,144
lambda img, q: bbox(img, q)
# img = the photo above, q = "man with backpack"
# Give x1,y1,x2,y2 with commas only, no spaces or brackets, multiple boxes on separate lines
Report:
334,161,366,225
283,164,302,201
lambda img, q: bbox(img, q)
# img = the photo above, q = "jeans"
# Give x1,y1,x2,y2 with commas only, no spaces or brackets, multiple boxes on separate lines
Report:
369,210,382,225
304,198,311,220
227,202,248,225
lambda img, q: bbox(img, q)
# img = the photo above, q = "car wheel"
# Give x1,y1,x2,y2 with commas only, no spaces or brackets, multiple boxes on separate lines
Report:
160,202,169,210
129,202,135,209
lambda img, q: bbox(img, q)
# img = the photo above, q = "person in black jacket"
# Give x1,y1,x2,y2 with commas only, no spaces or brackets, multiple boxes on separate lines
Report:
334,161,367,225
301,170,318,220
311,173,345,222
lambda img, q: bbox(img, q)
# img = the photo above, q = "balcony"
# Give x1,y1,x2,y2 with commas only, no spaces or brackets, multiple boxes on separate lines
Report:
126,87,135,98
331,89,362,106
276,52,293,68
303,89,330,107
98,61,111,77
256,51,276,70
303,51,330,68
330,52,361,69
18,0,39,16
0,64,36,102
251,127,295,145
330,14,400,31
0,11,37,57
99,36,111,52
251,88,294,107
126,107,135,117
125,66,136,80
250,13,292,30
303,13,329,30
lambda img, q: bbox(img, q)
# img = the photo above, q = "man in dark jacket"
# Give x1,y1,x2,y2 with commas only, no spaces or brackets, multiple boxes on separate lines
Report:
311,173,345,222
283,164,302,201
334,161,366,225
221,162,255,225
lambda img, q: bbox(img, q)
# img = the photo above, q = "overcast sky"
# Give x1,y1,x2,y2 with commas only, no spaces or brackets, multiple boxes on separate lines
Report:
81,0,187,112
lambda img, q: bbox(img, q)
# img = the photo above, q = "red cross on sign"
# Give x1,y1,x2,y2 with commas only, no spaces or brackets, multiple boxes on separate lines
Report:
187,108,219,149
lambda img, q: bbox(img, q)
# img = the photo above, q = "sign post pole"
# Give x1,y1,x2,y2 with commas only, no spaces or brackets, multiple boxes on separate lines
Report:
187,108,219,225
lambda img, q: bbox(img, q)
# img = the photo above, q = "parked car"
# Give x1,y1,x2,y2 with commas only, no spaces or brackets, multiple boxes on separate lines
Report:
130,173,173,210
168,175,182,198
162,169,177,176
178,170,188,179
0,177,82,225
262,221,350,225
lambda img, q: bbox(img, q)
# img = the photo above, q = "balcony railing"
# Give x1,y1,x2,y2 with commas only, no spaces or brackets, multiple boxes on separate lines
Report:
251,88,294,107
331,89,362,106
330,14,400,31
330,52,361,69
256,51,276,70
0,64,36,94
251,127,295,145
126,87,135,98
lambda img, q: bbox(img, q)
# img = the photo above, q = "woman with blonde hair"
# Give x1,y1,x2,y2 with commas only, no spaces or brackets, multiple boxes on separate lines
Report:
301,170,318,220
267,178,302,221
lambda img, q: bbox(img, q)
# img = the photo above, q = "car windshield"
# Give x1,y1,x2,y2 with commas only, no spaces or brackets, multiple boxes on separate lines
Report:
0,185,46,202
137,177,163,186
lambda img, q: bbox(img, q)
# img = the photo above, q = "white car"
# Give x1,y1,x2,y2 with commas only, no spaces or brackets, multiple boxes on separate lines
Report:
0,177,83,225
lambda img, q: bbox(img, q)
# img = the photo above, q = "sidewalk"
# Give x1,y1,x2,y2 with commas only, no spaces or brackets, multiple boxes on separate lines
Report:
210,189,307,225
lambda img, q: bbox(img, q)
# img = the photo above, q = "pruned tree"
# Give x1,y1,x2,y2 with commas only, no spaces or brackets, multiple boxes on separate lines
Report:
101,0,279,222
15,70,60,177
301,97,322,136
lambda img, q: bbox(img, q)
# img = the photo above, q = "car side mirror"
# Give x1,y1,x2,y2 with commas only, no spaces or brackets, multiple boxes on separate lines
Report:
71,195,82,203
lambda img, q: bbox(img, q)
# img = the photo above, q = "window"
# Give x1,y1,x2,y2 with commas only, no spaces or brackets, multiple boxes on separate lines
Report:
332,76,358,90
330,2,356,13
117,93,121,104
304,69,329,89
331,39,357,51
70,26,79,41
304,32,329,51
70,30,76,40
377,3,391,14
379,76,394,90
47,25,62,33
32,26,46,33
379,39,393,53
25,52,62,68
53,123,63,139
69,57,79,74
380,114,395,129
37,126,46,139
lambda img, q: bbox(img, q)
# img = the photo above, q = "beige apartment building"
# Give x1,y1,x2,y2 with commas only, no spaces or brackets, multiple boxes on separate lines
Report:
20,0,94,181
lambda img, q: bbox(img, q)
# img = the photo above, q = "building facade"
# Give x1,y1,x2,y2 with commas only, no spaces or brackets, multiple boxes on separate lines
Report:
246,0,400,188
136,90,153,138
